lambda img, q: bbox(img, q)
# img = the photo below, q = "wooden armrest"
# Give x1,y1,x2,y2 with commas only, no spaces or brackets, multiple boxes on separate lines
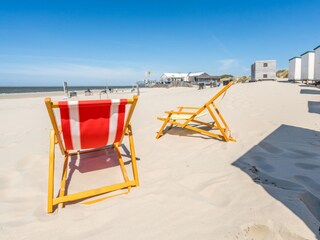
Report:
165,111,197,115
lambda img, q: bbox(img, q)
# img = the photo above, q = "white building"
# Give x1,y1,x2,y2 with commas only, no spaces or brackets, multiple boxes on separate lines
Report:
160,73,189,83
314,45,320,81
160,72,219,84
288,57,301,81
301,51,315,81
251,60,276,81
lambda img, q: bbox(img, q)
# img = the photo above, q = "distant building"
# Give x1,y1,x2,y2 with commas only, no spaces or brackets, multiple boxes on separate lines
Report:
288,57,301,81
160,73,189,83
188,72,208,82
251,60,276,81
314,45,320,81
300,51,315,81
160,72,220,84
188,72,220,84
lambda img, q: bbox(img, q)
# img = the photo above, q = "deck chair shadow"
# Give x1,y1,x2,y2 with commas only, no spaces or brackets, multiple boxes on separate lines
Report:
156,81,235,142
45,96,139,213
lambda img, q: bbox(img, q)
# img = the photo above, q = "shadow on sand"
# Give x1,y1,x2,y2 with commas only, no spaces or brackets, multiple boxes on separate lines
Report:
165,124,216,140
308,101,320,114
300,89,320,95
299,84,320,88
57,145,139,208
232,124,320,237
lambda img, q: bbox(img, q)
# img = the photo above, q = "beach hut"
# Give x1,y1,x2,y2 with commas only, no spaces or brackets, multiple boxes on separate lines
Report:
251,60,276,81
314,45,320,81
300,51,315,81
288,57,301,81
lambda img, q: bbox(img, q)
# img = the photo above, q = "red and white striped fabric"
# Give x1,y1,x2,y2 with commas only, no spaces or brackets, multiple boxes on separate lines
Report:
58,99,128,151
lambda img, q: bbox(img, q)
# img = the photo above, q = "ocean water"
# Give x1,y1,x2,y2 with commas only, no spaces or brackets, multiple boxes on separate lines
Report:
0,86,133,94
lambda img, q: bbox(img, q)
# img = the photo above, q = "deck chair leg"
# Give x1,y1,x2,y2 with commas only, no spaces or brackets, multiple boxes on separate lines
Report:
48,130,55,213
156,113,172,139
83,144,134,206
114,143,131,191
211,103,235,142
58,154,69,208
128,124,139,186
168,120,176,130
212,103,230,130
207,106,229,142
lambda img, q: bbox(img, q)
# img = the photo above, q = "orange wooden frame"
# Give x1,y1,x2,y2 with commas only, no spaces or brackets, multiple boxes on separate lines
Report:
156,82,236,142
45,96,139,213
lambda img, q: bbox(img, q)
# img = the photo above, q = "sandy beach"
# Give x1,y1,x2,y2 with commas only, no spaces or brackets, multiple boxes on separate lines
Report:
0,81,319,239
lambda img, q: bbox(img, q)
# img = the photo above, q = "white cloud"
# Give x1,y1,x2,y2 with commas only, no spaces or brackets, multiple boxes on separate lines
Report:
218,59,239,71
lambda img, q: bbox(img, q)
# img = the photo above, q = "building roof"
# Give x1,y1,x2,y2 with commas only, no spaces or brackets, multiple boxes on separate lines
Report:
162,73,189,78
314,44,320,50
161,72,208,78
300,50,315,56
188,72,206,77
289,56,301,61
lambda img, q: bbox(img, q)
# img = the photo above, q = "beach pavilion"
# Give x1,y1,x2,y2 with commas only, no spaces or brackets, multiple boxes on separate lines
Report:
160,72,220,84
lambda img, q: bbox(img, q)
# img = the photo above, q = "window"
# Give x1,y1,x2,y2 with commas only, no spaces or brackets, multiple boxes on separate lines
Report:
263,63,268,67
263,74,268,78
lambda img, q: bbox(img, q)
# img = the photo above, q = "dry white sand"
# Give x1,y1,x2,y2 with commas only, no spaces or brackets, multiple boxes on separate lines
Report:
0,81,319,239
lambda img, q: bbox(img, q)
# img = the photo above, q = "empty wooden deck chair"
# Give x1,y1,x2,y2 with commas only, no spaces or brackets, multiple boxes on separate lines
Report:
156,81,235,142
45,96,139,213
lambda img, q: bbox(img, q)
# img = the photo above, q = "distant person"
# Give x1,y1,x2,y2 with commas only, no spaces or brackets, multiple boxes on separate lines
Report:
85,89,92,96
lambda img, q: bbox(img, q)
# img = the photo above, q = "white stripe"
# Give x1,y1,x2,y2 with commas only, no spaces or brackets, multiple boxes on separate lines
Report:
68,101,81,149
107,99,120,145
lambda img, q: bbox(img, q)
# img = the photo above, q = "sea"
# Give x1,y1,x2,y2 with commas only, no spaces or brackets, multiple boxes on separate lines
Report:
0,86,134,94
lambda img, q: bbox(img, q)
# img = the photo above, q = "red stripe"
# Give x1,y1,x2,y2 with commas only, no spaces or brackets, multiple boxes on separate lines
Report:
78,100,111,149
58,101,73,150
59,99,129,150
114,99,127,143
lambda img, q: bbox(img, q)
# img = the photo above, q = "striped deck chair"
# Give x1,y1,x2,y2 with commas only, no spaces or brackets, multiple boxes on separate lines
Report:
45,96,139,213
156,81,235,142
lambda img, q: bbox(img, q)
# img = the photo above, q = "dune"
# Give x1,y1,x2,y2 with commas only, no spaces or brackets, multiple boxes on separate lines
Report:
0,81,319,239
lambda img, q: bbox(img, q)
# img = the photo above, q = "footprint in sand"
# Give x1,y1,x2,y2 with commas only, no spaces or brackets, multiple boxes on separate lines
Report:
258,142,283,154
243,224,275,239
242,223,308,240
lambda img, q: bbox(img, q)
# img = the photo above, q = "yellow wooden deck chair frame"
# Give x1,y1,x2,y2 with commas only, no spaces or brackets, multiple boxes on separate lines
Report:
45,96,139,213
156,81,235,142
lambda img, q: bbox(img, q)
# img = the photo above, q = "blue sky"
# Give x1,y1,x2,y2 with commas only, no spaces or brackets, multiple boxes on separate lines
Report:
0,0,320,86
